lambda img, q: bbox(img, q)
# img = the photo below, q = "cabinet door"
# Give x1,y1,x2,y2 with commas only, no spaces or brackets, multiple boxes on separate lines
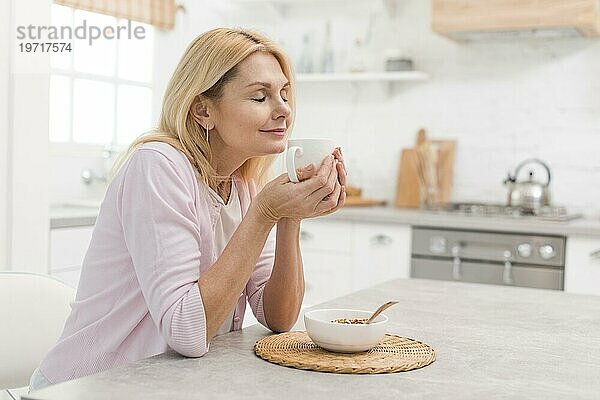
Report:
299,219,353,307
565,235,600,295
299,219,353,253
49,226,94,290
353,222,411,290
302,252,354,307
49,226,94,271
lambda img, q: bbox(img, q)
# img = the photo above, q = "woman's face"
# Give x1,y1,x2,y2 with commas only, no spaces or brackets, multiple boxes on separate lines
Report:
208,51,292,162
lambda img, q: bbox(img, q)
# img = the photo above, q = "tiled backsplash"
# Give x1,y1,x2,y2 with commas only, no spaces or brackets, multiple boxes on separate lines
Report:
50,0,600,215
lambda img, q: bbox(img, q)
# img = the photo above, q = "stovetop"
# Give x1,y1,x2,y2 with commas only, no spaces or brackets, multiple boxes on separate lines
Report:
429,202,582,222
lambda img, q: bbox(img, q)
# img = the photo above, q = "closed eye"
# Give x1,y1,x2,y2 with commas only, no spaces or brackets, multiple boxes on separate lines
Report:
252,97,266,103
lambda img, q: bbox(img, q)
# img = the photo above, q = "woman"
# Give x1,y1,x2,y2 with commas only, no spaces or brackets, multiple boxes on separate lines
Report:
30,28,346,390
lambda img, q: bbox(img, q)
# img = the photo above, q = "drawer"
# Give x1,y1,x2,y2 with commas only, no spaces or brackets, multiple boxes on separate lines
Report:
299,219,352,253
49,226,94,270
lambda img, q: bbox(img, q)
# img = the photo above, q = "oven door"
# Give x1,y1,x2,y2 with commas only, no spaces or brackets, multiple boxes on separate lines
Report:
411,258,564,290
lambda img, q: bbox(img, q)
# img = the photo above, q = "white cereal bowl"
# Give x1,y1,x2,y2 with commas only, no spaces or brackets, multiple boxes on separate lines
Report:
304,308,388,353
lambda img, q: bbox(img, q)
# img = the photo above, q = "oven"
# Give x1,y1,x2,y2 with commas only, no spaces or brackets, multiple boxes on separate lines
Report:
411,227,565,290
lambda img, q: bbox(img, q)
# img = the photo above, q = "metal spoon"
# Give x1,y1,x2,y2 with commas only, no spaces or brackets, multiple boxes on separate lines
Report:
365,301,399,324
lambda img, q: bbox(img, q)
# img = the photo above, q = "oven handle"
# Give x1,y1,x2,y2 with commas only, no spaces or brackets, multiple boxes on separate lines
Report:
503,250,514,285
451,245,462,281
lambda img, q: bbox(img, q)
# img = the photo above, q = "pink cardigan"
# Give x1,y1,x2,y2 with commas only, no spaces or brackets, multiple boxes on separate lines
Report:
39,142,275,385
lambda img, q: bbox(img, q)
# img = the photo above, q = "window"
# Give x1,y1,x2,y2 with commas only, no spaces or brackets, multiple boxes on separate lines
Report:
49,4,154,148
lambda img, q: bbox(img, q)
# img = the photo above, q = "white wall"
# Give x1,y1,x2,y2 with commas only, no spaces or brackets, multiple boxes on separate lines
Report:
0,0,11,270
212,0,600,215
7,0,51,272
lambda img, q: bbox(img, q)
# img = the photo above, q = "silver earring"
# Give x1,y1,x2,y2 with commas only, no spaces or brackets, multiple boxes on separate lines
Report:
204,125,209,143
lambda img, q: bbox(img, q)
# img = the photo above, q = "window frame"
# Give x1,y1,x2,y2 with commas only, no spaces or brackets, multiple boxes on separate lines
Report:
49,5,154,154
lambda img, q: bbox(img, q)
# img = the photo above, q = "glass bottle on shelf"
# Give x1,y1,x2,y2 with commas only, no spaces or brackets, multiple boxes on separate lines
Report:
296,33,314,73
320,20,334,73
348,37,366,73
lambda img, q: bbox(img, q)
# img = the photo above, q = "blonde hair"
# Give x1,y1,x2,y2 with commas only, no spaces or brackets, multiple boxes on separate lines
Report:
111,28,296,189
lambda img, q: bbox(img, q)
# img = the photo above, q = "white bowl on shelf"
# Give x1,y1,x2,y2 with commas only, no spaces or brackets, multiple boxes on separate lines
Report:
304,308,388,353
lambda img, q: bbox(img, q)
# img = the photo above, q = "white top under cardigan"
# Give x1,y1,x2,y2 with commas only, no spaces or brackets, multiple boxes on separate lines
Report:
206,182,243,336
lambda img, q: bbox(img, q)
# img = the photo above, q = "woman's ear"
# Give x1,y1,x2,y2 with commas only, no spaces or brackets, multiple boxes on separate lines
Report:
190,96,211,127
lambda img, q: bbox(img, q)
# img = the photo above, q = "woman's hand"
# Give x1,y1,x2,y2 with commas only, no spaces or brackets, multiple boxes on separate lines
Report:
252,154,346,223
306,147,347,217
333,147,347,187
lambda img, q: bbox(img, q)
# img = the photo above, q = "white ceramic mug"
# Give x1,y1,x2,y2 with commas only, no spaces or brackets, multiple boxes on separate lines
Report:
285,138,337,183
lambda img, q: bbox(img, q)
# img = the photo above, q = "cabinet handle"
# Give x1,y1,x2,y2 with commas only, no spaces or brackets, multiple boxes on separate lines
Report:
370,234,392,246
300,230,314,241
590,249,600,259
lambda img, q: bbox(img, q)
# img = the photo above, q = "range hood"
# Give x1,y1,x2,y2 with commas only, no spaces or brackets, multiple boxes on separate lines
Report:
432,0,600,41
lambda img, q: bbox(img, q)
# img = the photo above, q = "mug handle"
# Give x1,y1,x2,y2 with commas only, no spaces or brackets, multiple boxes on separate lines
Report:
286,146,303,183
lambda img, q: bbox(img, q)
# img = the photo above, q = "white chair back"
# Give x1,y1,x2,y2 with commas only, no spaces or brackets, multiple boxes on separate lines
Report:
0,272,75,389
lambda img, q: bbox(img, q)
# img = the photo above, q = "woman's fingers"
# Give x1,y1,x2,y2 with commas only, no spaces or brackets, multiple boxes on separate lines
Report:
315,182,346,217
336,159,347,186
295,155,335,194
260,154,343,222
314,180,342,214
307,157,338,202
333,147,344,164
295,163,316,182
333,147,347,186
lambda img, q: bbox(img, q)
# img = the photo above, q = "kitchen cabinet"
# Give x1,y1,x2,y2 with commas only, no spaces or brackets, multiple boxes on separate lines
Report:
48,226,93,288
299,218,411,307
564,234,600,296
353,222,411,290
432,0,600,40
299,219,354,307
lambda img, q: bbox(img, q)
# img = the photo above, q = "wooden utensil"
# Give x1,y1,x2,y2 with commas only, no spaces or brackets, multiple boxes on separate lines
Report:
345,186,362,198
396,128,429,208
365,301,399,324
344,198,386,207
395,148,421,208
395,129,456,208
432,140,456,204
416,128,427,146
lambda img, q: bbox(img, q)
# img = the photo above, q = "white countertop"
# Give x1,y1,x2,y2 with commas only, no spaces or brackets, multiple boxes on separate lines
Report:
49,204,600,236
326,206,600,236
25,279,600,400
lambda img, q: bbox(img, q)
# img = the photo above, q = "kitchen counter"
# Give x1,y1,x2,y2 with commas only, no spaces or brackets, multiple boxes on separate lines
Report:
25,279,600,400
49,203,600,236
328,206,600,236
49,206,99,228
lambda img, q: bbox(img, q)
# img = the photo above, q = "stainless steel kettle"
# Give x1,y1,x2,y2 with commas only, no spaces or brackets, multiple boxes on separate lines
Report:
503,158,551,214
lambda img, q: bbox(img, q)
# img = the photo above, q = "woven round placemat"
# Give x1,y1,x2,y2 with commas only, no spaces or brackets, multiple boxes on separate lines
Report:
254,331,436,374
